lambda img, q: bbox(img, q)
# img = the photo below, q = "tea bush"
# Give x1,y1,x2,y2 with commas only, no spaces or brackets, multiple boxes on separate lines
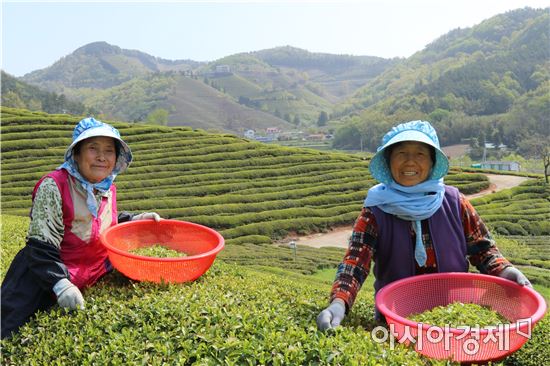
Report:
1,214,548,365
454,181,491,194
490,221,530,235
225,235,273,245
507,236,550,261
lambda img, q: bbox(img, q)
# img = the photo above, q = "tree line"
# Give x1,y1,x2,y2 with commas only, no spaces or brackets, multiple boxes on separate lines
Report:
1,71,90,115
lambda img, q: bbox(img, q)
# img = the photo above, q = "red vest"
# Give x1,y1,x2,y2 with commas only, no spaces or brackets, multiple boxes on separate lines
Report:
32,169,118,289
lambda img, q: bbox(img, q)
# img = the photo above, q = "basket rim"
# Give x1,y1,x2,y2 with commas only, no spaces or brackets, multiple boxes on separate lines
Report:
100,219,225,262
375,272,548,334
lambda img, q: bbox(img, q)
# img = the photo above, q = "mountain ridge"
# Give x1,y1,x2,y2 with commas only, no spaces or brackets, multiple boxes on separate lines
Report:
16,42,393,130
5,7,548,146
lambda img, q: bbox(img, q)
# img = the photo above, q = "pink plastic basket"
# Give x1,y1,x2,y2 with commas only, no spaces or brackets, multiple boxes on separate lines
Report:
375,272,547,363
100,220,224,283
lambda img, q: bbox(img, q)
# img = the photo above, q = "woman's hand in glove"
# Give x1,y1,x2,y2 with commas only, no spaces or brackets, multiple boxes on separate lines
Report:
316,299,346,331
53,278,85,310
498,267,532,287
132,212,161,222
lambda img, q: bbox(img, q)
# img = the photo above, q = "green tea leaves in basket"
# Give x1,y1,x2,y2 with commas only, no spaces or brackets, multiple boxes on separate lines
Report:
130,245,188,258
408,302,508,328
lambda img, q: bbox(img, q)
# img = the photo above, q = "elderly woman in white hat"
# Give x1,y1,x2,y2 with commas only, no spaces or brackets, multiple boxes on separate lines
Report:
1,117,161,339
317,120,531,331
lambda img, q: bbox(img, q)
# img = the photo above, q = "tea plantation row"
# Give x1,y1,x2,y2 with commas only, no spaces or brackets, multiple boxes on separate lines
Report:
1,214,548,365
471,181,550,237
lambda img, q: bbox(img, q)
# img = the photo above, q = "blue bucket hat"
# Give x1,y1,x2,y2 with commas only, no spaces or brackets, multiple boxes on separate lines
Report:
369,120,449,185
65,117,133,173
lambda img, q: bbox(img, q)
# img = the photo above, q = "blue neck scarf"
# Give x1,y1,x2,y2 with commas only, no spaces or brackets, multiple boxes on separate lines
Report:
59,160,116,218
364,179,445,266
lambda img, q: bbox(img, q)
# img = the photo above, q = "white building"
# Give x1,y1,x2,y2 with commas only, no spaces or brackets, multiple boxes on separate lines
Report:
479,161,521,172
215,65,231,74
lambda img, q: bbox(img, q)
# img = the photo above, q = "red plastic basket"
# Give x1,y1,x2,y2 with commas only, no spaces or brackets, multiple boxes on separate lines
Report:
375,272,547,363
100,219,224,283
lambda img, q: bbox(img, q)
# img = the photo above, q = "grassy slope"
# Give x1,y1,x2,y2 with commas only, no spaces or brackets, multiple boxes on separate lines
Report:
203,53,337,122
166,75,294,131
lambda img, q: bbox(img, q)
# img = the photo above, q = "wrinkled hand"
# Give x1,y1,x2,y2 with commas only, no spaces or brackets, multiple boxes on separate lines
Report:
316,299,346,331
498,267,532,287
132,212,161,222
53,278,85,310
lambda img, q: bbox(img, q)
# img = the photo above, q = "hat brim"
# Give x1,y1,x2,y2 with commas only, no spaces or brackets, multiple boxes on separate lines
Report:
380,129,441,152
369,130,449,185
64,125,132,173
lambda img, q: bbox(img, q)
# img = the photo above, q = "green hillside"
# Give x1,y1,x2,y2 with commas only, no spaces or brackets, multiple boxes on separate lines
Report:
2,107,549,278
0,107,498,243
332,7,549,152
2,107,548,242
167,75,294,131
21,41,201,90
11,8,547,140
252,46,398,100
202,47,396,122
206,70,334,123
80,73,293,131
1,108,549,364
16,42,395,129
1,71,88,115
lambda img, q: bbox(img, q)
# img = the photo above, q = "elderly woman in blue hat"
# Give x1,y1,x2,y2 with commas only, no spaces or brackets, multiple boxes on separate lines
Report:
1,118,161,339
317,120,531,331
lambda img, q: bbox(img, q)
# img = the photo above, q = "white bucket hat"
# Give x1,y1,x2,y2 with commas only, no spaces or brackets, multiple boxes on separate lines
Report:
369,120,449,185
65,117,132,173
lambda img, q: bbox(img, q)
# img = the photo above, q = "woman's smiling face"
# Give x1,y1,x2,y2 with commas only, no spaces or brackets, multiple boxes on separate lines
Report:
74,136,117,183
389,141,434,186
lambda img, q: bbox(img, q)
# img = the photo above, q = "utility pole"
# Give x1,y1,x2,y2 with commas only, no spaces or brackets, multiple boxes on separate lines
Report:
482,136,487,162
289,240,297,261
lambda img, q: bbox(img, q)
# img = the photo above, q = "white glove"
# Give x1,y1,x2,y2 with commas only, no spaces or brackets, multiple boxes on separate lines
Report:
53,278,85,310
316,299,346,331
498,267,532,287
132,212,161,222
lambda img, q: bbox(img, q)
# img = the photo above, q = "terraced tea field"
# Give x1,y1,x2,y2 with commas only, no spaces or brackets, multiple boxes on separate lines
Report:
1,107,548,278
2,107,548,365
1,107,494,242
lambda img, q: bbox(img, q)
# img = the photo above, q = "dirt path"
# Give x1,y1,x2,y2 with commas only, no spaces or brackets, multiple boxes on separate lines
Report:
465,174,530,199
293,174,531,249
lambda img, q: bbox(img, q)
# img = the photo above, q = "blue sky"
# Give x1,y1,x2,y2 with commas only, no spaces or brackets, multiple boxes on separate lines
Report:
2,0,548,77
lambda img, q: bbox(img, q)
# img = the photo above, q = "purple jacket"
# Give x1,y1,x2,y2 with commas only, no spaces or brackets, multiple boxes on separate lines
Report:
370,185,468,293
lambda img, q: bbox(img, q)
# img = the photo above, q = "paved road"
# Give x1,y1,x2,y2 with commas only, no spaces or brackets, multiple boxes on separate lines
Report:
294,174,531,249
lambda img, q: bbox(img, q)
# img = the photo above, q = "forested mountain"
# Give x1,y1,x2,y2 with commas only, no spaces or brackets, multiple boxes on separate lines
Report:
16,43,396,130
5,7,548,148
332,7,549,152
83,71,296,131
1,71,88,115
21,41,202,90
253,46,396,98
